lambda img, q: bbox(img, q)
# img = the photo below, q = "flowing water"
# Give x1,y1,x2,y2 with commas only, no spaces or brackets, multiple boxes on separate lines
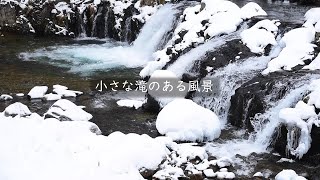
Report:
20,4,179,76
0,0,318,177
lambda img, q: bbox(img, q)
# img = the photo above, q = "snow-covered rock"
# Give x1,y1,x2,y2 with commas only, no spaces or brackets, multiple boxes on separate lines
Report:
303,53,320,70
203,169,216,178
216,157,233,168
241,19,279,54
262,26,316,75
147,70,187,107
0,94,13,101
4,102,32,117
44,93,62,101
45,99,92,121
116,99,144,109
240,2,267,19
253,172,263,177
216,171,236,179
303,8,320,32
16,93,24,97
156,99,221,142
279,79,320,158
53,85,83,97
275,169,307,180
140,0,267,78
28,86,48,99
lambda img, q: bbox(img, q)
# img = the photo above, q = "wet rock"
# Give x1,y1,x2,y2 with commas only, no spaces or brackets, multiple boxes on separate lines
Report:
197,39,254,78
228,71,317,131
140,168,156,179
274,124,320,166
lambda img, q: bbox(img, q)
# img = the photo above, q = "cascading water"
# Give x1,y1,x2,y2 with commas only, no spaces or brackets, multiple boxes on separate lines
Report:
192,45,282,126
19,4,180,76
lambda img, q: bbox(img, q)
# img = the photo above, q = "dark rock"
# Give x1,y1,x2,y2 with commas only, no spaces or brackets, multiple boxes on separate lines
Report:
142,93,161,113
228,71,316,131
196,39,254,78
140,168,156,179
274,124,320,166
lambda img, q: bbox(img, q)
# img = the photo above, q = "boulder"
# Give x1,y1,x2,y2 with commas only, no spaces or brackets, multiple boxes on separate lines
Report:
4,102,32,117
44,99,93,121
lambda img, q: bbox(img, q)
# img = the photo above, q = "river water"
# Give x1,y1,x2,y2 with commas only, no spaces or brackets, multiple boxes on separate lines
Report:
0,1,318,176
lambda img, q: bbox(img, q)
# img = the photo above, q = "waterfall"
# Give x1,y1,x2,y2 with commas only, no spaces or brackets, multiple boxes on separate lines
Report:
132,4,178,55
19,3,182,75
193,45,282,126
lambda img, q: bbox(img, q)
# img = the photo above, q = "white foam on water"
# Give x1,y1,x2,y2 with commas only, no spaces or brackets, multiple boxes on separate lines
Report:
193,44,282,127
20,4,178,75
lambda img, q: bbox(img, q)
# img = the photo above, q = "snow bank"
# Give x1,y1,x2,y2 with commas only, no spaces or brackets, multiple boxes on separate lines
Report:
45,99,93,121
0,106,169,180
28,86,48,99
275,170,307,180
116,99,144,109
262,27,316,74
156,99,221,142
279,79,320,158
140,0,267,78
241,19,279,54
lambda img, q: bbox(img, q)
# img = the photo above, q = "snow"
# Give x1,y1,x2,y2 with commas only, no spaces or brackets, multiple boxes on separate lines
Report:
141,0,267,78
304,53,320,70
240,2,267,19
133,1,159,23
0,107,169,180
44,93,62,101
0,94,13,101
4,102,31,117
216,171,235,179
156,99,221,142
216,157,233,168
307,79,320,109
262,27,316,74
277,158,295,163
53,85,83,97
45,99,93,121
55,2,74,14
203,169,216,178
279,79,320,158
275,170,307,180
28,86,48,99
253,172,263,177
147,70,187,107
281,27,315,45
16,93,24,97
116,99,144,109
240,19,279,54
303,8,320,32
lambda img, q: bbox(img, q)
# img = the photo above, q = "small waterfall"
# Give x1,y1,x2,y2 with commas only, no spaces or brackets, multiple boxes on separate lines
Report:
252,74,320,146
123,18,132,42
132,4,179,54
20,3,183,75
193,45,282,126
